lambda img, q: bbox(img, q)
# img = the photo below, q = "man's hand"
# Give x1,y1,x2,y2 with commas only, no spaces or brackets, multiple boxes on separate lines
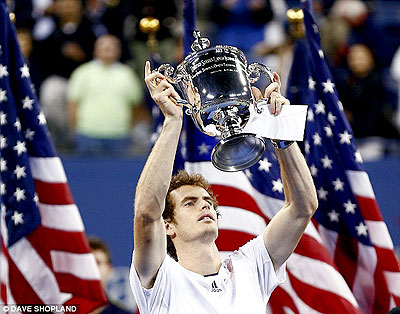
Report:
251,72,290,116
144,61,183,120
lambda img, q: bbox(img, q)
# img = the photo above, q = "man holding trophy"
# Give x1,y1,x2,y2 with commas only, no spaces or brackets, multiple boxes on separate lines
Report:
130,32,318,314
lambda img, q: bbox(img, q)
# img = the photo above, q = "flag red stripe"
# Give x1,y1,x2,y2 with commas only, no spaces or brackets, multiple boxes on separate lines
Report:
33,180,74,205
55,273,107,302
375,246,400,272
1,282,7,304
334,233,359,289
294,234,337,267
211,184,268,219
269,286,300,314
216,230,257,251
372,264,391,314
65,296,108,314
355,196,383,221
5,250,44,305
288,270,363,314
28,226,90,261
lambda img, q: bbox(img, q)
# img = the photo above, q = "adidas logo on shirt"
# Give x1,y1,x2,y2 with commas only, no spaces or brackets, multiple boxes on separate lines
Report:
211,280,222,292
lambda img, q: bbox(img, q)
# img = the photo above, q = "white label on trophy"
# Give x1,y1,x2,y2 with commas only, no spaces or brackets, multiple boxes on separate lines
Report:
243,104,308,141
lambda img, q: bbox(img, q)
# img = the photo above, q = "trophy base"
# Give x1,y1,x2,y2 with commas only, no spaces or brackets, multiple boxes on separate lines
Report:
211,133,266,172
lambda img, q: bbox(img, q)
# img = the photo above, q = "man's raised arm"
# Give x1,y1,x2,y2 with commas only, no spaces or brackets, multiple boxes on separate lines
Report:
253,74,318,271
133,61,183,288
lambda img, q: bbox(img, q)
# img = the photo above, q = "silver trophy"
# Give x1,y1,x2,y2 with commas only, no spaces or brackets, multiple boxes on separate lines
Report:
157,31,274,172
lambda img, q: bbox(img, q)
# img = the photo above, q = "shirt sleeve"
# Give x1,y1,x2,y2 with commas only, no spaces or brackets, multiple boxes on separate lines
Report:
129,252,173,314
237,234,286,302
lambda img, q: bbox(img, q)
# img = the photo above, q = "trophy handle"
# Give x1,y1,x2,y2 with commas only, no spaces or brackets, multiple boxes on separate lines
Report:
156,63,177,84
247,63,274,114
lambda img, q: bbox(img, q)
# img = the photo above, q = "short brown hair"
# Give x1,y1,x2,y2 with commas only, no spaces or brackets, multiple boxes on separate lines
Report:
88,236,112,264
163,170,219,261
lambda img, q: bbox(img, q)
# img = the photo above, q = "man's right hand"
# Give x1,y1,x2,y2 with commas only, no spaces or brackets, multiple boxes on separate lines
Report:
144,61,183,121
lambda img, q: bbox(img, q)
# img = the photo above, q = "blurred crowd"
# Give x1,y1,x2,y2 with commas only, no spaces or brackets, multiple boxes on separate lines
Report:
7,0,400,159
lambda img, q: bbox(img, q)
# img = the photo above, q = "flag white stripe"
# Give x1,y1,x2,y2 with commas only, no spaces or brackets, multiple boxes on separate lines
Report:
1,208,8,247
365,220,394,249
353,243,377,314
8,238,61,304
288,253,359,307
218,206,267,236
29,157,67,183
51,251,100,280
318,225,339,259
384,271,400,296
38,203,84,232
346,170,375,199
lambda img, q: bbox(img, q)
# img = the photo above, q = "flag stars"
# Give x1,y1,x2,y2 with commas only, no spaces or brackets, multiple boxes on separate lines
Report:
324,125,333,137
344,200,356,214
0,135,7,149
322,79,335,93
317,187,328,200
339,130,352,144
0,64,8,78
22,96,34,110
11,210,25,226
307,108,314,122
11,211,24,225
0,158,7,172
337,100,344,111
308,77,316,90
14,118,21,131
304,140,310,154
25,128,35,141
13,140,27,156
0,182,5,195
33,193,39,205
38,111,47,125
332,178,344,191
327,112,337,125
244,169,253,179
327,210,340,222
355,222,368,237
0,111,6,125
13,187,26,202
309,164,318,177
321,155,333,169
14,165,26,180
197,142,211,155
258,158,272,173
318,49,324,58
20,63,30,78
313,133,322,146
354,150,363,163
272,179,284,193
0,89,7,102
314,100,325,114
312,24,318,34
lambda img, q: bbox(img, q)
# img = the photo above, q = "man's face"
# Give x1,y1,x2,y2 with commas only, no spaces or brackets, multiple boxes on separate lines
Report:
167,185,218,243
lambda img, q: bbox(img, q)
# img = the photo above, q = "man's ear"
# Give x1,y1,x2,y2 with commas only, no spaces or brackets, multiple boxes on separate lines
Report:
164,219,175,237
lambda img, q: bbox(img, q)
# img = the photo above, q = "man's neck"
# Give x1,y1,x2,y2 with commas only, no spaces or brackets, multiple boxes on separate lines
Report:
176,242,221,276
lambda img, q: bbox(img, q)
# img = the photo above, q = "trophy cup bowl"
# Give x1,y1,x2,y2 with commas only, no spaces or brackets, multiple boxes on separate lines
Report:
157,31,274,172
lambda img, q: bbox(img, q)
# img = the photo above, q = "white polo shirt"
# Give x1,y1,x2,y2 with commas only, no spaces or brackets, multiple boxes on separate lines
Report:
129,235,286,314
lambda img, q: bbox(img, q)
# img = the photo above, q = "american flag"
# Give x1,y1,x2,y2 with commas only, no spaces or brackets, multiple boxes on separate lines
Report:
0,1,107,312
148,0,400,313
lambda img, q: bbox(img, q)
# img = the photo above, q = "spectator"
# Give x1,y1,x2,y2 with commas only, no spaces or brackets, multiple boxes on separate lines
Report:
16,28,42,92
209,0,274,62
89,237,136,314
336,43,400,140
124,0,179,83
67,34,147,156
390,45,400,130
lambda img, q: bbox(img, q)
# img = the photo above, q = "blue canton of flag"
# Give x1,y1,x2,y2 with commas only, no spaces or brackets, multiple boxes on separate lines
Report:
0,1,107,311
